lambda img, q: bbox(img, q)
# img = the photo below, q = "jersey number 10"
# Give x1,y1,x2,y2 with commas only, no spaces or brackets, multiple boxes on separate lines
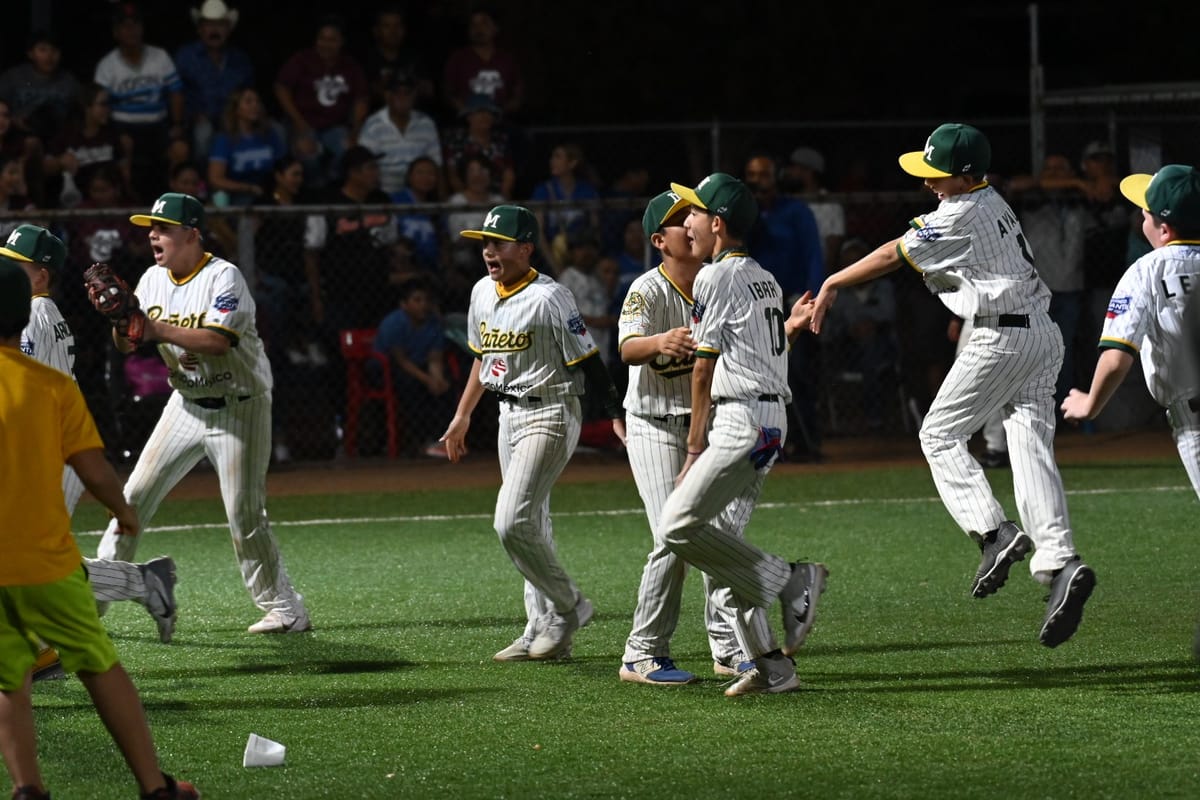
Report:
764,307,786,355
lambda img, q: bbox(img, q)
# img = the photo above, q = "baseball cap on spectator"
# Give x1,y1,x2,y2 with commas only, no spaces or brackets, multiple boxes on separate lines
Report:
460,92,501,118
899,123,991,179
642,190,688,238
0,259,32,332
1120,164,1200,230
1081,140,1115,162
111,2,142,24
0,224,67,269
669,173,759,237
340,145,382,175
130,193,206,229
460,204,539,243
790,146,826,174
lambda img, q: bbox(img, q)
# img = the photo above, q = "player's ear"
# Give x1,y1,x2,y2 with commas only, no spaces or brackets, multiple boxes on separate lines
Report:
649,232,665,251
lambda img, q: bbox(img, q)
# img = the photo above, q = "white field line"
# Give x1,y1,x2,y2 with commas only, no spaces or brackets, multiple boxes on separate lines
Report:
73,484,1192,537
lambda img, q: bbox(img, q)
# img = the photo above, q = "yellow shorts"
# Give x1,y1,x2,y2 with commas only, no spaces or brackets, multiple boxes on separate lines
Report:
0,566,119,690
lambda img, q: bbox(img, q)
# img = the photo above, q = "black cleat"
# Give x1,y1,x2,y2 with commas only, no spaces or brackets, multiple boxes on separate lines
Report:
1039,558,1096,648
972,521,1032,598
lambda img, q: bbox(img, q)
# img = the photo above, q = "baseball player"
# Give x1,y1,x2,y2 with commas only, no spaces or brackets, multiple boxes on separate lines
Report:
617,191,744,685
91,193,310,635
2,224,177,647
656,173,828,697
440,204,626,661
810,123,1096,648
0,259,200,800
1062,164,1200,493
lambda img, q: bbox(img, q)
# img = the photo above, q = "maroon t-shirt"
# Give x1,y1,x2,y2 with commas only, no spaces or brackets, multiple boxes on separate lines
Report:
276,49,368,131
442,47,522,108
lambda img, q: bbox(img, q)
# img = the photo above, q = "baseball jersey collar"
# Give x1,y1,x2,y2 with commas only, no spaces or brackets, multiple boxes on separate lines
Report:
495,267,538,299
1166,239,1200,247
657,264,694,304
713,247,749,263
168,252,214,286
31,292,50,299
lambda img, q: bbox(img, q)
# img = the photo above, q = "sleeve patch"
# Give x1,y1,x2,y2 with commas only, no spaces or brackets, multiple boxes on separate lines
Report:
691,299,706,324
914,226,942,241
620,291,646,320
567,312,588,336
214,291,240,313
1106,296,1131,318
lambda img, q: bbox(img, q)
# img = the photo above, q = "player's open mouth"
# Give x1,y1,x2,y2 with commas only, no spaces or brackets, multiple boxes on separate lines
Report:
152,245,164,257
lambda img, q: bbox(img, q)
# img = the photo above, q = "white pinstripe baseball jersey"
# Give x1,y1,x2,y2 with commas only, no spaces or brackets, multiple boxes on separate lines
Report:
1099,240,1200,407
619,265,694,417
691,251,791,402
135,253,272,398
20,295,74,374
899,183,1051,319
466,269,597,397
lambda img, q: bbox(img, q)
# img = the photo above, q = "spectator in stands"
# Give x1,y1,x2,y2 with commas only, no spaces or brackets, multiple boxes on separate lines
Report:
206,88,286,206
0,154,34,240
374,278,454,456
557,229,616,366
823,238,899,431
530,141,600,272
358,72,443,197
442,5,525,117
93,2,184,203
44,84,134,208
601,164,650,254
364,4,434,109
0,30,81,143
613,215,648,298
174,0,253,162
442,92,514,197
303,145,396,340
0,99,45,208
392,156,444,272
781,146,846,273
744,151,825,459
274,15,369,187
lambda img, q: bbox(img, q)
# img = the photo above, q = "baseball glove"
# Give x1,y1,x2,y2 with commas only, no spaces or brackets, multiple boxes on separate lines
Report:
83,262,146,346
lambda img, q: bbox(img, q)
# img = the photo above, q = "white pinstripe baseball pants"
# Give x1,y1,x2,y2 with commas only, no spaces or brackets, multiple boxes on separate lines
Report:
658,399,791,659
1166,399,1200,500
96,392,306,617
60,466,147,603
495,395,585,640
919,313,1076,576
622,412,740,664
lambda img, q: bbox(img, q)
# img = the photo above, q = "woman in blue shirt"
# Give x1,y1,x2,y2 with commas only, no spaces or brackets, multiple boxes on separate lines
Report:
207,88,285,206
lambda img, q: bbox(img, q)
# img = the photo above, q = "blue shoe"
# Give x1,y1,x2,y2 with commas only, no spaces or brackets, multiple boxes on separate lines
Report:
619,657,697,685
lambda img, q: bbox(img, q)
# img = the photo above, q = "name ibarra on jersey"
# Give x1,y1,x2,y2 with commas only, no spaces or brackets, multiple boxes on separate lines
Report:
479,322,533,352
147,306,207,328
747,281,778,301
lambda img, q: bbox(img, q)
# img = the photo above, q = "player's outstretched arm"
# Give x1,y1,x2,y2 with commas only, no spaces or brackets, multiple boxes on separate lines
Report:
677,357,716,487
811,236,904,334
785,291,814,344
68,448,139,537
1061,349,1135,422
440,358,486,462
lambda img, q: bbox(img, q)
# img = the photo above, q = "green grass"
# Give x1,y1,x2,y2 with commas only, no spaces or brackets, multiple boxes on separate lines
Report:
36,457,1200,798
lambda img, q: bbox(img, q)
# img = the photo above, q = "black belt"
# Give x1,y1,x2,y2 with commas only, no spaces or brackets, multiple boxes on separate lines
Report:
652,413,691,425
716,394,780,404
974,314,1030,328
189,395,251,409
496,393,542,404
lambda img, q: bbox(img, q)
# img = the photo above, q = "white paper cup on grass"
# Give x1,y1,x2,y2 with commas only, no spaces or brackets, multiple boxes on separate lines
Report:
244,733,286,767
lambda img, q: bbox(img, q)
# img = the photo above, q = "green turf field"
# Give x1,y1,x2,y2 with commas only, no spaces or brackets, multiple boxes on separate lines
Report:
37,457,1200,798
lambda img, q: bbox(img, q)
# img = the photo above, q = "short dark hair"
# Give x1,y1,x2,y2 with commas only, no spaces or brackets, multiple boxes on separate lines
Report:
1152,212,1200,240
398,277,433,302
458,153,493,184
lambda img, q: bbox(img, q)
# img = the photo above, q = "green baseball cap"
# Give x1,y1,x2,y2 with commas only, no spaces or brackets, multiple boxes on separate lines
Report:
642,190,689,238
0,224,66,268
899,123,991,179
668,173,758,235
1120,164,1200,230
460,204,539,243
130,192,206,228
0,258,32,329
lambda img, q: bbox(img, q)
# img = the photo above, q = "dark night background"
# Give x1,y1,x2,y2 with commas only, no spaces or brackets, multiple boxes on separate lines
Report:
1,0,1195,187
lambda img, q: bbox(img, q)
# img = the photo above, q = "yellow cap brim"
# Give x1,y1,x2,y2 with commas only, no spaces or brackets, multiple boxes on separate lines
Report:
460,230,518,242
669,182,706,210
899,151,952,179
0,246,32,262
130,214,183,227
1119,174,1153,210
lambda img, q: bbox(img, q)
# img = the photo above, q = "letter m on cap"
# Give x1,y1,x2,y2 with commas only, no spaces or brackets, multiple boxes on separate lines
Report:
152,198,168,215
483,211,501,229
5,229,20,247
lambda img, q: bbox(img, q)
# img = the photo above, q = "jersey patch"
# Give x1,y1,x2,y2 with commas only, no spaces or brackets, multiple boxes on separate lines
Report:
214,291,240,313
691,299,706,324
914,226,943,241
567,312,588,337
1106,296,1131,318
490,358,507,377
620,291,646,320
19,338,33,356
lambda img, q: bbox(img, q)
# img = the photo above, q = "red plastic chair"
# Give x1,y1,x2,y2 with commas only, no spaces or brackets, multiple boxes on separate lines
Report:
338,329,399,458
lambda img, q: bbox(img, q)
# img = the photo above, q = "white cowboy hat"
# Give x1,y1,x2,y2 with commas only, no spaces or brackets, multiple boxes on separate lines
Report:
191,0,239,27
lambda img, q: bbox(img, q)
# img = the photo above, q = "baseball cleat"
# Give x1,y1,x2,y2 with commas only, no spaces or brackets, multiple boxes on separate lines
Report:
972,521,1032,598
493,637,572,662
141,773,200,800
712,656,755,677
140,556,177,643
33,646,65,682
247,609,312,634
528,597,593,660
780,561,828,656
723,653,800,697
619,657,697,685
1039,558,1096,648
